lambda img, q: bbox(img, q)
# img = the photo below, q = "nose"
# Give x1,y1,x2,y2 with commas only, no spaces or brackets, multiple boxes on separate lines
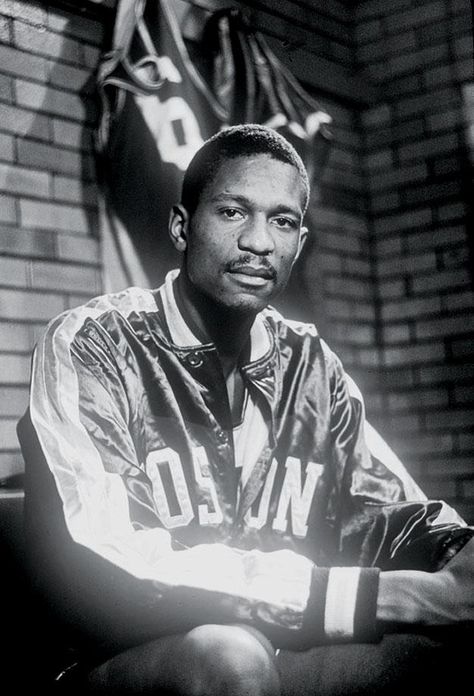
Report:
237,214,274,256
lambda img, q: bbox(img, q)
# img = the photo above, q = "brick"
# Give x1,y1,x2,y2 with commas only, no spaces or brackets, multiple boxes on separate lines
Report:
333,322,375,345
453,36,473,60
383,324,410,343
52,119,89,150
421,478,457,500
48,11,103,45
82,44,101,69
16,79,87,122
13,19,82,63
0,226,56,258
398,133,460,162
378,278,405,299
454,385,474,405
424,65,455,90
368,162,428,192
341,256,371,276
365,149,393,170
418,363,474,384
459,433,474,451
355,19,382,43
403,180,463,206
0,43,48,81
1,0,47,23
371,191,400,212
432,155,462,176
17,138,81,176
352,347,381,367
421,455,474,478
387,412,422,433
440,245,471,269
0,73,13,102
0,14,11,42
0,103,50,139
441,289,474,311
0,257,29,287
47,60,93,93
0,417,20,449
355,0,412,19
396,88,458,119
0,162,50,197
0,386,29,416
389,73,423,98
0,354,31,385
427,108,462,133
394,432,454,456
313,251,342,273
0,133,14,161
383,342,445,366
52,176,98,207
425,408,474,430
381,296,441,321
415,314,474,340
374,208,432,235
406,225,467,252
0,452,24,479
0,321,32,352
411,267,471,294
387,388,448,411
376,236,403,257
30,260,101,294
385,1,446,31
0,288,64,321
436,202,467,222
378,251,436,277
20,198,90,235
320,230,362,255
455,59,473,82
326,275,373,299
450,336,474,358
56,235,100,264
0,194,17,224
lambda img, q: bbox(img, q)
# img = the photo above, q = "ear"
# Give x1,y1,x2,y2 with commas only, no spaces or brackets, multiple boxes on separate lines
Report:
169,204,189,252
295,226,308,261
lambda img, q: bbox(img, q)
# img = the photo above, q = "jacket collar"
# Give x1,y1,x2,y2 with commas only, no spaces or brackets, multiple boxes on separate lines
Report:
159,269,274,364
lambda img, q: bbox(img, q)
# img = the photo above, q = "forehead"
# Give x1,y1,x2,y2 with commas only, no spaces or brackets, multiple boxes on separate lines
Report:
201,154,306,212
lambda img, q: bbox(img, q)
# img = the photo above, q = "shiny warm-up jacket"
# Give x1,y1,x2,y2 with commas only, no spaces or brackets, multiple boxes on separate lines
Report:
19,271,473,655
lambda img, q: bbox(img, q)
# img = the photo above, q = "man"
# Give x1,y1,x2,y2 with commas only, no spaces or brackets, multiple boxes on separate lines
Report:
18,125,474,694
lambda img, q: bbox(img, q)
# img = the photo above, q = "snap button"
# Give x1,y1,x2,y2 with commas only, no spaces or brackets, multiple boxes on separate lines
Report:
185,352,203,368
217,430,228,444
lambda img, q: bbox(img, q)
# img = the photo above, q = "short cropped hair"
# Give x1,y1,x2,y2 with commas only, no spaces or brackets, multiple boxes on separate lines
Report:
181,124,310,215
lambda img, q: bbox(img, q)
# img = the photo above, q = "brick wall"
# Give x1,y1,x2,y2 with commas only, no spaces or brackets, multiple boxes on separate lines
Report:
0,0,107,480
356,0,474,521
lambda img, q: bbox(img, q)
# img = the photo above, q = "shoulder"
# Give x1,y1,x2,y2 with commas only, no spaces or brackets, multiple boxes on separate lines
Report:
39,286,160,349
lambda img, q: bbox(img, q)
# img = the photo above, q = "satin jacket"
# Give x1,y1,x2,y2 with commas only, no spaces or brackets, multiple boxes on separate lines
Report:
18,270,473,653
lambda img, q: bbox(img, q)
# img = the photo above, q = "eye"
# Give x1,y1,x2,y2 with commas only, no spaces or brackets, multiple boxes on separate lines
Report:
221,208,244,220
272,217,298,229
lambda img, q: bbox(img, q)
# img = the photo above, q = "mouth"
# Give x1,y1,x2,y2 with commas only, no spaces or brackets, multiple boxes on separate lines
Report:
226,266,275,288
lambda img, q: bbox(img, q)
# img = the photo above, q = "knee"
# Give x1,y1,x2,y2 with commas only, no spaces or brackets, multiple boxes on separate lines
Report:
181,624,280,696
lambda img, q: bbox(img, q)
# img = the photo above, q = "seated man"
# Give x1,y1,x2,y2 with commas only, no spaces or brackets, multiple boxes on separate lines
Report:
18,125,474,695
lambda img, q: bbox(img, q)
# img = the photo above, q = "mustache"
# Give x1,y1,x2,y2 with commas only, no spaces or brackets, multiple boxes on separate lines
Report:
225,255,277,280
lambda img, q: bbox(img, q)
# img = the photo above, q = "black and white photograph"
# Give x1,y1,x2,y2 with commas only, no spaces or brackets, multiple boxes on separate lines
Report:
0,1,473,693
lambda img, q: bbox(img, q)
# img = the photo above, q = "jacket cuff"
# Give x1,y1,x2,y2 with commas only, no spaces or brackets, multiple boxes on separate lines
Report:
303,567,381,645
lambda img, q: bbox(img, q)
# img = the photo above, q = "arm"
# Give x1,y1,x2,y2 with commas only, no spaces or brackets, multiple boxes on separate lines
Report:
378,536,474,626
326,347,474,631
20,310,379,654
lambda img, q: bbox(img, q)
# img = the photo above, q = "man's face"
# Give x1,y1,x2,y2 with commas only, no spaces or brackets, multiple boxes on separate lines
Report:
175,154,308,314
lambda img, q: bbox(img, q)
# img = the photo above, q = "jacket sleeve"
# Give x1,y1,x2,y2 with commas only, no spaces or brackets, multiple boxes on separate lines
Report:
325,346,474,572
18,313,379,654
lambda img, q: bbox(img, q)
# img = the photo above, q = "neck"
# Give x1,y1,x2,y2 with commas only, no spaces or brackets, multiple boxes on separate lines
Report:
175,270,256,377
